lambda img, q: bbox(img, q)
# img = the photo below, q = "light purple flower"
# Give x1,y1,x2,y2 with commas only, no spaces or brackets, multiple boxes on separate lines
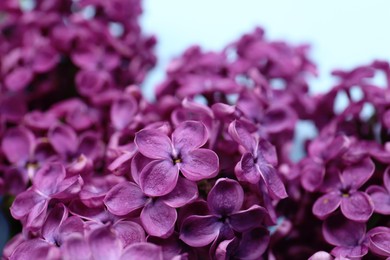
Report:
312,158,375,222
180,178,267,247
134,120,219,196
367,226,390,258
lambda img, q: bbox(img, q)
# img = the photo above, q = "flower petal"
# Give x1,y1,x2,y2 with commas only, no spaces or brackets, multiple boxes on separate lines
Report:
112,221,146,247
42,204,68,243
180,149,219,181
1,127,34,164
88,226,122,260
161,177,198,208
228,120,256,152
140,200,177,238
229,205,268,232
370,232,390,257
207,178,244,216
120,243,163,260
367,185,390,214
312,192,341,220
235,228,270,259
301,160,325,192
104,182,147,216
236,152,260,184
322,214,366,247
172,121,208,151
342,158,375,189
48,124,78,156
33,163,66,196
258,160,288,199
110,95,138,130
10,189,46,219
61,234,91,260
340,191,374,222
139,160,179,197
180,215,222,247
135,129,172,160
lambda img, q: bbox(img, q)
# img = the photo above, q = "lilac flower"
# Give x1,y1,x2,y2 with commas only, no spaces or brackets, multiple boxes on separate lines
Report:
215,228,270,259
366,166,390,215
312,158,375,222
228,120,287,199
104,176,198,238
180,178,267,247
10,163,82,230
134,120,219,196
322,214,368,259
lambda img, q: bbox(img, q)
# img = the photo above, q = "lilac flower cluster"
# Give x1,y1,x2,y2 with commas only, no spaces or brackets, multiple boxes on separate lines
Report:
1,1,390,259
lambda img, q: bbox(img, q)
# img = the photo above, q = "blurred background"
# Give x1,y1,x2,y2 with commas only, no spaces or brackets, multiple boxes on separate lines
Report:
141,0,390,100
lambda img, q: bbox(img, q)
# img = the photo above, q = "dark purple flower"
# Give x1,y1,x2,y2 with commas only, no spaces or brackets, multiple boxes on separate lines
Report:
180,178,267,247
322,214,368,259
134,120,219,196
229,120,287,199
312,158,375,222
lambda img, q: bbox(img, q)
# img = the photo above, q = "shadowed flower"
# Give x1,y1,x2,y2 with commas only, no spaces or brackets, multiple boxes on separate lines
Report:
312,158,375,222
180,178,267,247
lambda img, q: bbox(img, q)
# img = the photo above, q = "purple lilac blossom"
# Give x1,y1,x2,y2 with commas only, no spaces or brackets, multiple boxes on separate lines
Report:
2,2,390,258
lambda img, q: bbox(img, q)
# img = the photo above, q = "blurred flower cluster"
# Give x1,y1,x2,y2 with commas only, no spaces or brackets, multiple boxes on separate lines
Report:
1,0,390,259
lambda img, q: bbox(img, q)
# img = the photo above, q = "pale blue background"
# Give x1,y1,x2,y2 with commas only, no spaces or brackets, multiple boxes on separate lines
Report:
141,0,390,100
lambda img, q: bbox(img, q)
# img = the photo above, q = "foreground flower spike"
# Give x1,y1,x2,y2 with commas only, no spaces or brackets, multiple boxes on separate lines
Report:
229,120,287,199
180,178,268,247
312,158,375,222
134,120,219,196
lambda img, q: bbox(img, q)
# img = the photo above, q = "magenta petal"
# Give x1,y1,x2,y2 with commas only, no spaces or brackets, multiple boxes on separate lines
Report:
367,185,390,214
384,167,390,191
331,245,368,258
340,191,374,222
237,153,260,183
207,178,244,216
180,149,219,181
312,192,342,219
161,177,198,208
301,160,325,192
228,120,256,152
1,127,34,164
342,158,375,189
140,200,177,238
33,163,66,196
180,215,222,247
172,121,208,151
112,221,146,247
104,182,147,216
370,232,390,257
322,214,366,247
10,189,46,219
235,228,270,259
5,67,33,91
9,239,60,260
135,129,172,160
110,96,138,130
32,46,59,73
139,160,179,197
42,204,68,243
88,226,122,260
258,161,288,199
229,205,268,232
48,124,78,156
120,243,163,260
61,234,92,260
